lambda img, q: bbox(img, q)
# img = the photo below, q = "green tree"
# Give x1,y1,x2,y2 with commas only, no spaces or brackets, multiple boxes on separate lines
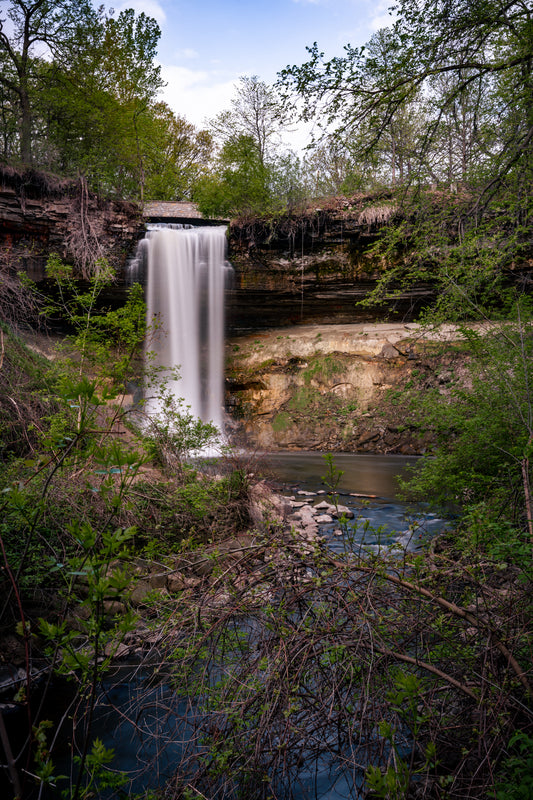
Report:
425,69,496,187
94,8,162,104
209,75,285,167
0,1,165,198
141,103,213,201
402,303,533,526
268,149,308,211
0,0,98,164
44,6,163,196
194,133,272,217
302,138,359,196
0,51,21,160
279,0,533,199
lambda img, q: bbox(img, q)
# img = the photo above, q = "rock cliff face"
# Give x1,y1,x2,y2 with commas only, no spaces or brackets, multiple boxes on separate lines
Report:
0,175,456,456
0,166,144,280
0,177,432,332
227,198,434,333
226,322,468,454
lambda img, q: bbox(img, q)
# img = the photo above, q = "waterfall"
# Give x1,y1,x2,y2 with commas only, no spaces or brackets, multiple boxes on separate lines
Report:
134,224,232,431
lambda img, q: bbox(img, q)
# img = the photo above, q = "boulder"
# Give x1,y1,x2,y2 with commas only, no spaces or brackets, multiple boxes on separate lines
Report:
332,505,355,519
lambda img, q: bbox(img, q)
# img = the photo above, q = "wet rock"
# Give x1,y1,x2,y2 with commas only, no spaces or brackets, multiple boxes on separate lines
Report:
289,504,317,523
315,500,336,511
332,505,355,519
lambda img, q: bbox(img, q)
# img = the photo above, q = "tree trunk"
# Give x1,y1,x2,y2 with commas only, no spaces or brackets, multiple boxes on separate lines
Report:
19,86,32,165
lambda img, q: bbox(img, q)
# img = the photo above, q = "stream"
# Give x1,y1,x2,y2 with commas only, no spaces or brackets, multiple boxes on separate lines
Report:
265,451,447,554
65,453,447,799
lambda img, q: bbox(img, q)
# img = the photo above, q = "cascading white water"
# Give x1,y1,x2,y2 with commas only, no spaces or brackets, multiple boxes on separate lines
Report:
137,224,232,431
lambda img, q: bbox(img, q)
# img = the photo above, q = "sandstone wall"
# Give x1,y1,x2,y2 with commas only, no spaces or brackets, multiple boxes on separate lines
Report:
226,322,468,454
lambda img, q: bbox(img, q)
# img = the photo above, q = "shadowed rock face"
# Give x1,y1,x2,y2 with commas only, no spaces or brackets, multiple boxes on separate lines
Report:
226,204,433,333
0,166,144,280
0,174,433,332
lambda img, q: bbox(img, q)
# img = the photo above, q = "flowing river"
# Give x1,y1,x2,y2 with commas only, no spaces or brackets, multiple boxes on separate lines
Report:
265,451,447,554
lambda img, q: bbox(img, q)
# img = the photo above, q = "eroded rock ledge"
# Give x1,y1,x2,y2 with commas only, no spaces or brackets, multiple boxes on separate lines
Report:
0,165,144,279
226,322,470,454
226,195,433,332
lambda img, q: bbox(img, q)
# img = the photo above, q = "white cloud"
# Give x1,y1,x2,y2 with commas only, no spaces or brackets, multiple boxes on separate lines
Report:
159,64,237,128
368,0,395,31
108,0,167,24
158,64,314,154
175,48,199,60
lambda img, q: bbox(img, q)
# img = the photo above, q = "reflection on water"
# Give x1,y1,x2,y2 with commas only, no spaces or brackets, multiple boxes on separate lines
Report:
264,451,419,498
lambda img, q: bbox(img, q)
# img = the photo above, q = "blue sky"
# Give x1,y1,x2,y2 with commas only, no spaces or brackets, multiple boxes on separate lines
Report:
104,0,393,146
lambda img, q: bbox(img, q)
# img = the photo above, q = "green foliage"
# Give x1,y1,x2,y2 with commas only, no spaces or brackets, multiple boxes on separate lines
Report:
365,758,410,800
0,343,146,796
0,1,214,200
44,252,146,390
303,353,343,385
70,738,129,799
358,197,528,320
143,380,220,475
140,104,213,201
400,303,533,543
0,322,56,459
0,0,101,163
321,452,344,499
0,239,264,800
169,467,251,545
279,0,533,195
196,74,310,217
494,732,533,800
194,134,274,218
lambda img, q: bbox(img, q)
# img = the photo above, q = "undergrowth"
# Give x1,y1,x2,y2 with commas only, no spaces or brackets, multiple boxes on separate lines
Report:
0,260,532,800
